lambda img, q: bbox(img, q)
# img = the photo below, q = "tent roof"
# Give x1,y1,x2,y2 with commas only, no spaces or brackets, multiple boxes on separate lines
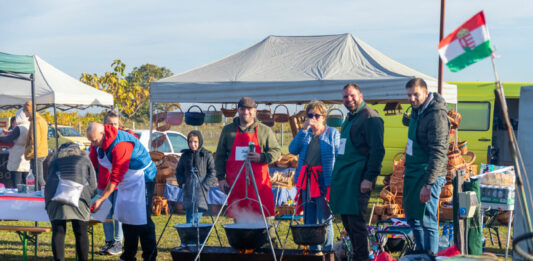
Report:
151,33,457,104
0,54,114,107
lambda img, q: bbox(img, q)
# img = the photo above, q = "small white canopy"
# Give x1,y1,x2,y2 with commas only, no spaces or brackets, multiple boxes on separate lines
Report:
0,55,113,107
152,33,457,104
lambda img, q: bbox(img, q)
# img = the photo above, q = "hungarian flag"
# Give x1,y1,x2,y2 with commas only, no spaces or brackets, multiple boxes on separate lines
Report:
438,11,493,72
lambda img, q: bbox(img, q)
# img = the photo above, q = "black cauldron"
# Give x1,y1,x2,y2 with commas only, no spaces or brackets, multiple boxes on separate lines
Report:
174,223,212,245
290,223,327,245
223,223,272,250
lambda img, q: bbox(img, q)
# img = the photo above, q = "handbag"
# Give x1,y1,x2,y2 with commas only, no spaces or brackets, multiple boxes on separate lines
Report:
51,171,86,208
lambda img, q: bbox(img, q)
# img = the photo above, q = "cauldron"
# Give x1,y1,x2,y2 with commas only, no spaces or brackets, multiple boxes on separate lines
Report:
174,223,212,245
290,223,327,245
223,223,272,250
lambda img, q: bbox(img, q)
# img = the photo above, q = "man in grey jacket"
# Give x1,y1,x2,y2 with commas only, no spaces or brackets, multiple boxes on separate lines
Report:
403,78,449,254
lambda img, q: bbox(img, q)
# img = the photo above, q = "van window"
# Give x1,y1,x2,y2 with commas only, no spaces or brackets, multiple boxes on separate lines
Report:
457,102,490,131
167,133,188,153
151,133,171,153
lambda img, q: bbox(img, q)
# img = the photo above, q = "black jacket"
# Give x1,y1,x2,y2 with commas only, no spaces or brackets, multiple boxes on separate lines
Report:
411,92,450,185
176,147,216,211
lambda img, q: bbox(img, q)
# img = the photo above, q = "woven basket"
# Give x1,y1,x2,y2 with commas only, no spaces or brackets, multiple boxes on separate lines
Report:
289,157,298,168
261,117,275,127
157,122,171,132
152,112,167,123
273,104,290,122
326,108,344,127
257,107,272,121
204,105,223,124
379,186,396,202
392,152,406,168
448,150,465,169
374,204,386,216
458,140,468,155
185,105,205,126
165,107,184,126
386,203,401,215
276,205,296,217
440,196,453,205
463,151,476,166
447,110,462,129
154,183,166,196
439,204,454,220
390,175,404,194
497,211,512,225
150,151,165,162
440,184,454,198
221,104,237,117
156,166,173,183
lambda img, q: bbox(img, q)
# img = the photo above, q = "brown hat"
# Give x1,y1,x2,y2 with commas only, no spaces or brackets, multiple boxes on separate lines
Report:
237,97,257,108
23,101,33,115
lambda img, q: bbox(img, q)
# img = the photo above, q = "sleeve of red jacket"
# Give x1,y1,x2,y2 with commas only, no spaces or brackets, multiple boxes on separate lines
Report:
89,146,98,169
110,142,134,185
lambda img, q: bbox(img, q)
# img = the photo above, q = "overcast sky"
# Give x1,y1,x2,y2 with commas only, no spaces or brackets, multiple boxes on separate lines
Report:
2,0,532,83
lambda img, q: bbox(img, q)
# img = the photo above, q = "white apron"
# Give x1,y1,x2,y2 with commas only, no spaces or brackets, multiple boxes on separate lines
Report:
7,125,30,172
98,150,151,225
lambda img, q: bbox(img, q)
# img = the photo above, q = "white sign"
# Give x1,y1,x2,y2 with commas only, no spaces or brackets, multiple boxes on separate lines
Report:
235,146,249,161
338,138,346,155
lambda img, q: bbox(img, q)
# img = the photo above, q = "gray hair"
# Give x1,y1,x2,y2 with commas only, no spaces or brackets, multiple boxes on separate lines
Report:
51,143,85,161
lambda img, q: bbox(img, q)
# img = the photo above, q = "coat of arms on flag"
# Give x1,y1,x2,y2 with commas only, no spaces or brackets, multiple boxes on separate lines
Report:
438,11,493,72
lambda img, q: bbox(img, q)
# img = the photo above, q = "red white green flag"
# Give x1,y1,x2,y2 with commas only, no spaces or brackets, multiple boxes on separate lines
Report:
438,11,493,72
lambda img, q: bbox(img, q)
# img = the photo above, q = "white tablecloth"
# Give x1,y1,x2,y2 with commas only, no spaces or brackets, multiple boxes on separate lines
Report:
0,191,111,222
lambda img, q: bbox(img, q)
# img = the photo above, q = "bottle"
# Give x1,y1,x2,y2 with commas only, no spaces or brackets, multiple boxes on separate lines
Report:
26,169,35,193
438,226,450,252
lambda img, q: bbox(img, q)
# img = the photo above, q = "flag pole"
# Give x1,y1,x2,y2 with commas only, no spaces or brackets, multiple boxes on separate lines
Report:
437,0,445,95
490,54,533,241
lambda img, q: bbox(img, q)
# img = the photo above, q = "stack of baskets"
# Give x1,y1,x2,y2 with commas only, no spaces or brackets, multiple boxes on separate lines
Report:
150,152,180,215
373,152,406,223
273,154,299,169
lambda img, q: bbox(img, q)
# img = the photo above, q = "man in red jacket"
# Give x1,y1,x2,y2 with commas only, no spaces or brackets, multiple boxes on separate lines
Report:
89,111,136,255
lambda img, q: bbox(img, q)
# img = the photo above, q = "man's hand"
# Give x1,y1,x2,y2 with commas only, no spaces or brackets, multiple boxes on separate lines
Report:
419,186,431,203
360,179,373,194
91,198,104,213
246,152,261,163
218,179,229,193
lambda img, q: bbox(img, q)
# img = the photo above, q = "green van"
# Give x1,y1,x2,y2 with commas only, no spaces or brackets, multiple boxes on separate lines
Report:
373,82,532,174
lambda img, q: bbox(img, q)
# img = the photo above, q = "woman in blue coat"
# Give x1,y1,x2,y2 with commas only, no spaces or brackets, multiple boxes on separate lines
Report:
289,100,340,251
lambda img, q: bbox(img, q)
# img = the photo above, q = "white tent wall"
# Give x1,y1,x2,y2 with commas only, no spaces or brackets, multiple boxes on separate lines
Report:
0,56,113,107
514,85,533,260
151,34,457,104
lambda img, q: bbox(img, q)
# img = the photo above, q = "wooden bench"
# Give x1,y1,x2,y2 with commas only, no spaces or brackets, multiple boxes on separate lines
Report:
0,225,51,261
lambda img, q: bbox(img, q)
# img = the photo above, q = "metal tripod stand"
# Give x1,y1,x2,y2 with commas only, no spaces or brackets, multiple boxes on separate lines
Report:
194,158,278,261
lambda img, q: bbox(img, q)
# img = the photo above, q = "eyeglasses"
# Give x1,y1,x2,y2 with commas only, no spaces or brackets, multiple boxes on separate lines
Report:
307,113,323,119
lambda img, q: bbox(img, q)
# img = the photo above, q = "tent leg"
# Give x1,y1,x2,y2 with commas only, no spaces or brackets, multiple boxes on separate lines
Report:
53,104,59,151
149,101,153,152
30,74,38,189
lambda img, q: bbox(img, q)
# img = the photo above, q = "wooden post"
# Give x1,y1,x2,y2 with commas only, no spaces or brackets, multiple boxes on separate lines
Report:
438,0,446,95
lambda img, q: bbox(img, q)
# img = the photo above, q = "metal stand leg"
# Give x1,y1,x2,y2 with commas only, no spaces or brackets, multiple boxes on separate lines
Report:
505,210,514,261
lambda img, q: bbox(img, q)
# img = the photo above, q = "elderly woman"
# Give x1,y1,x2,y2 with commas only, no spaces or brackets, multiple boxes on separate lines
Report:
45,143,97,261
289,100,340,251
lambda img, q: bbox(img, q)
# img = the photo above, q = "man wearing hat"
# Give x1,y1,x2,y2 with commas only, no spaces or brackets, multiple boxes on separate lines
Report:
215,97,281,222
23,101,49,191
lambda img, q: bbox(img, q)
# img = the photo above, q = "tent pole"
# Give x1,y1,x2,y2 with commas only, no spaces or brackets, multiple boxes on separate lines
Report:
149,101,153,152
437,0,445,95
30,73,38,188
53,104,59,151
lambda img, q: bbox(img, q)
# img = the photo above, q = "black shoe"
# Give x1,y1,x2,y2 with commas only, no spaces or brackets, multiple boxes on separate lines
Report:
98,241,114,255
106,241,123,255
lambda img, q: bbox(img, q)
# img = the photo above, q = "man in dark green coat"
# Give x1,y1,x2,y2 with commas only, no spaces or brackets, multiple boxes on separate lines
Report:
330,83,385,261
403,78,449,254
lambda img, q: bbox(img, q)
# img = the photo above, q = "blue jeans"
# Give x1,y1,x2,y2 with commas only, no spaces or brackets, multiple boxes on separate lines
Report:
406,176,446,254
302,195,333,251
97,189,123,242
185,210,204,225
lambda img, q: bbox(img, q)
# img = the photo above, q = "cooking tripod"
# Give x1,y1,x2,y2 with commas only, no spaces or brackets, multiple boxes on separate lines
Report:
194,158,277,261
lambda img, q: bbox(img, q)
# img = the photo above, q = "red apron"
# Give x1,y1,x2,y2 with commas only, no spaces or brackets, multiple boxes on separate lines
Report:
294,165,330,213
225,127,275,218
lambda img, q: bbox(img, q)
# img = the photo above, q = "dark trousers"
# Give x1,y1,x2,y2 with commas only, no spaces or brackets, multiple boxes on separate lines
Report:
30,157,46,191
10,171,28,188
120,181,157,261
340,190,371,261
51,220,89,261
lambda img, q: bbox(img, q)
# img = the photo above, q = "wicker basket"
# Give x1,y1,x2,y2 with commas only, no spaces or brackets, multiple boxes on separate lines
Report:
273,104,290,123
156,122,171,132
289,157,299,168
458,140,468,154
392,152,406,168
261,117,275,127
204,105,223,124
497,211,512,225
379,186,396,202
185,105,205,126
447,110,462,129
165,107,184,126
156,166,173,183
257,107,272,121
440,184,454,198
276,205,296,217
221,104,237,117
154,183,166,196
390,176,404,194
440,196,453,205
448,150,465,169
150,151,165,162
386,203,401,215
326,108,344,127
374,204,386,216
439,204,454,220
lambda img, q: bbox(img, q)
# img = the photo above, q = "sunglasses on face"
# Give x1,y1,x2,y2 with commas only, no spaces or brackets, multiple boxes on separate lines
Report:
307,113,323,119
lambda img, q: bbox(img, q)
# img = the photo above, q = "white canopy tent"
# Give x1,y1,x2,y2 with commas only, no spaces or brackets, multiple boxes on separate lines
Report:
0,55,113,108
151,33,457,104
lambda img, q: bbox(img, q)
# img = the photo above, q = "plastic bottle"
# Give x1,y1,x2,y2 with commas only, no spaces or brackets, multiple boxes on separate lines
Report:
438,226,450,252
26,169,35,193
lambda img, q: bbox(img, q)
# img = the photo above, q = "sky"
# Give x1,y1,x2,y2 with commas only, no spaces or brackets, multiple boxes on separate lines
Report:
1,0,532,83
